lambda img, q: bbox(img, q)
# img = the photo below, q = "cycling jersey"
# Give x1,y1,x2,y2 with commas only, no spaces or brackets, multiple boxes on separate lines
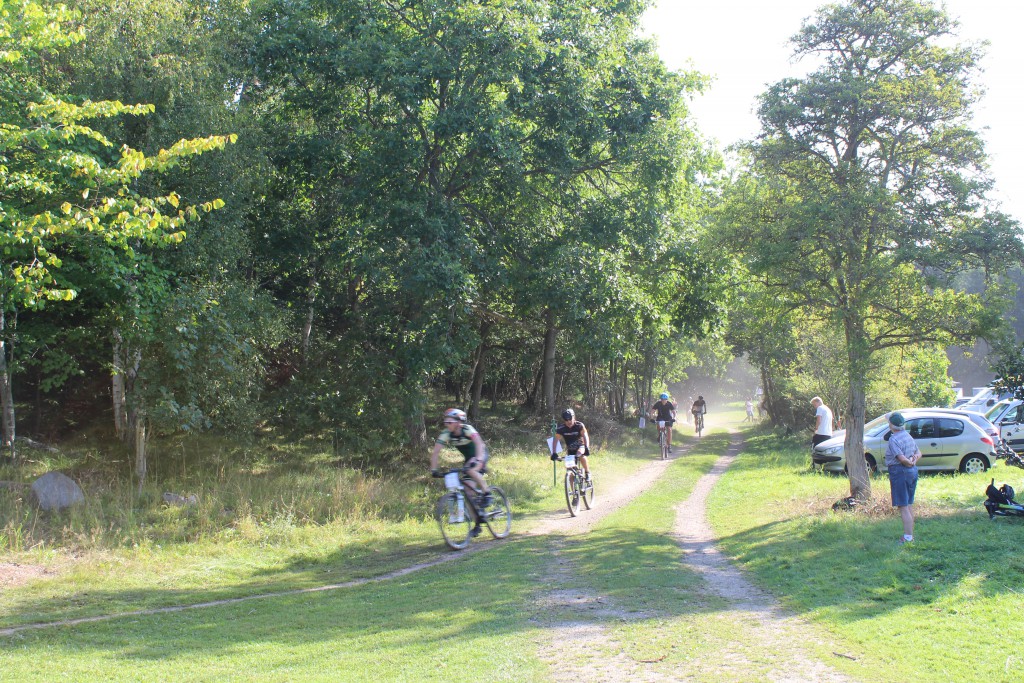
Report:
436,423,487,461
650,400,675,423
556,420,590,455
691,400,707,415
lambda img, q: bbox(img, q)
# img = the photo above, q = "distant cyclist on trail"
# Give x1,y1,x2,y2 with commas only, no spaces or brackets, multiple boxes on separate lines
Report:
649,393,677,453
691,395,707,433
551,408,592,481
430,409,492,522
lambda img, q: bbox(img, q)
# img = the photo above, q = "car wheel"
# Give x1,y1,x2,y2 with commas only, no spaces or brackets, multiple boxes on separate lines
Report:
959,453,989,474
843,454,877,476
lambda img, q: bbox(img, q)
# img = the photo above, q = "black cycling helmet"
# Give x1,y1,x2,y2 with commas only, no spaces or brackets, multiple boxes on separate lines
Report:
561,408,575,421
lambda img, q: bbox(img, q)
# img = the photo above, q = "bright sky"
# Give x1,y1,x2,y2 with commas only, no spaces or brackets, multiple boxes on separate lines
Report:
642,0,1024,222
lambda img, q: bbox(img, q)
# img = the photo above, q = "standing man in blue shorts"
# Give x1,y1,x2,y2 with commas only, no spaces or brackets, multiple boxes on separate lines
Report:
884,412,921,544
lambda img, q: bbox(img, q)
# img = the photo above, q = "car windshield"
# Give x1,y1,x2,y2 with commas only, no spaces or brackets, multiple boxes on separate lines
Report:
985,400,1011,422
865,415,890,437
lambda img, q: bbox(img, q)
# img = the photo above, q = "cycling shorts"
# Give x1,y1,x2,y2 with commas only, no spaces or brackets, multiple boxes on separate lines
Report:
566,442,591,456
464,447,490,470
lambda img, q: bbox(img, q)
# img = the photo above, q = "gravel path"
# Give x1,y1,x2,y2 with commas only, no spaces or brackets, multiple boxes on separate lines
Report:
533,430,855,682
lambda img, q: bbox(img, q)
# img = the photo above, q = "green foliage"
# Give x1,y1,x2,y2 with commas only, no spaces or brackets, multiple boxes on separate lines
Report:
904,345,956,407
0,0,235,311
719,0,1021,495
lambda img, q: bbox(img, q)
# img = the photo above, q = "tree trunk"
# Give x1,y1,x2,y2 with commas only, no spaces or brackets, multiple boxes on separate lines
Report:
618,360,626,419
133,415,148,495
112,328,142,445
0,308,16,462
540,309,556,415
403,382,429,450
584,354,594,409
468,321,491,422
300,275,317,361
843,315,872,501
112,329,128,440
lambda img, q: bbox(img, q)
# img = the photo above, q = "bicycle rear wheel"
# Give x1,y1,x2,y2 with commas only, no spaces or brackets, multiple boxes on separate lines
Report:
436,492,473,550
564,470,581,516
483,486,512,539
696,415,704,438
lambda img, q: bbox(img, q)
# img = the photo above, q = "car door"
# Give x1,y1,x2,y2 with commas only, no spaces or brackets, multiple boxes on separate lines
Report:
904,417,948,469
999,403,1024,450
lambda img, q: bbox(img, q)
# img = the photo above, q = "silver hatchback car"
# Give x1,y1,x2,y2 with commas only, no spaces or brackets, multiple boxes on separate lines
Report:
812,409,997,474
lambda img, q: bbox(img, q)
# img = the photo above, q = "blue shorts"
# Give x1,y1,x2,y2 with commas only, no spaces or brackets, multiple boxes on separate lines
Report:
889,465,918,507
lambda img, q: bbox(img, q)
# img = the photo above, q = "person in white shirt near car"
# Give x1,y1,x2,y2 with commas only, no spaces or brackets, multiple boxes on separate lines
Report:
811,396,833,449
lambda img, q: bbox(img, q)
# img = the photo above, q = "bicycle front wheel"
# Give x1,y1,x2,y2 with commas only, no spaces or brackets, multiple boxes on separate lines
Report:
582,474,594,510
564,470,581,516
660,430,668,459
436,492,473,550
483,486,512,539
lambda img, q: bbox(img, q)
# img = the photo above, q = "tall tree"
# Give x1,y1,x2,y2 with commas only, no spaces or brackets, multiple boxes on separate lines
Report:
242,0,718,443
729,0,1019,499
0,0,233,462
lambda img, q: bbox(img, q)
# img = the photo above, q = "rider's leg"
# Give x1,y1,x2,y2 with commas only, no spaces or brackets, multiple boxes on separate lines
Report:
666,425,672,449
579,451,590,477
466,460,489,495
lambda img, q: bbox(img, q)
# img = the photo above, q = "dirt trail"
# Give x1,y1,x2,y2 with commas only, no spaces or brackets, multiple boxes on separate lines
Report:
669,434,853,682
533,430,854,683
0,437,681,638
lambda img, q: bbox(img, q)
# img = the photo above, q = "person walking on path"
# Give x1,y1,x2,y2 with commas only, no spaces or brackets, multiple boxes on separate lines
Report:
744,399,755,422
810,396,833,449
884,412,921,544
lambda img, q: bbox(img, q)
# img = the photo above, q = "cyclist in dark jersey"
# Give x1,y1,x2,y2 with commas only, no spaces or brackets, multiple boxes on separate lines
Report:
430,408,492,518
691,395,707,433
649,393,676,452
551,408,591,480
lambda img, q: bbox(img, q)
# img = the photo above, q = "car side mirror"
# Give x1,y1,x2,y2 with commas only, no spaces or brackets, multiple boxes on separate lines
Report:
883,432,891,441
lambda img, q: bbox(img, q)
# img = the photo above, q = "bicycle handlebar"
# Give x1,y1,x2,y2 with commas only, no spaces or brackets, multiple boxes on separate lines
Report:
431,467,469,478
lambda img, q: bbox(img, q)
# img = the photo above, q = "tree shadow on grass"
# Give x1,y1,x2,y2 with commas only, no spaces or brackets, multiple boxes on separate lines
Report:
0,529,718,671
4,496,1020,680
712,507,1024,625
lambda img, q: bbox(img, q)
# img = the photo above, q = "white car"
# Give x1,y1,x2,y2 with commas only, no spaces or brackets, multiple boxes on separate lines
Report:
959,388,1013,415
812,409,996,474
985,399,1024,450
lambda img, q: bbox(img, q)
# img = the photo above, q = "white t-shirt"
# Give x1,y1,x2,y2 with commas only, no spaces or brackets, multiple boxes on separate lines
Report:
815,405,834,437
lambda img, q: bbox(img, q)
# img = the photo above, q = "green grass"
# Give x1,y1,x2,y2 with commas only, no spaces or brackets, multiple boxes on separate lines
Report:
6,410,1023,681
0,419,651,629
0,420,719,681
707,427,1024,683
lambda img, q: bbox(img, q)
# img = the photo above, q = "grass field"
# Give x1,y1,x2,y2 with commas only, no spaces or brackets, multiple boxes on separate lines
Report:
706,422,1024,682
3,410,1024,681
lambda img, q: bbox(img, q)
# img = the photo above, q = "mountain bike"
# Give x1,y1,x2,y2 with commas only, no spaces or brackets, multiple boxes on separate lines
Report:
431,467,511,550
694,412,705,438
657,420,669,460
558,452,594,516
